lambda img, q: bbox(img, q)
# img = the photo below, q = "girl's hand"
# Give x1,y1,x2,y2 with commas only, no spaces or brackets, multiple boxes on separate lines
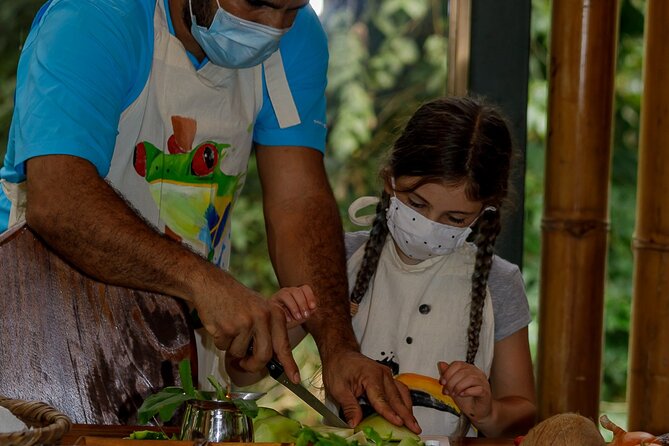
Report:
438,361,493,425
269,285,317,329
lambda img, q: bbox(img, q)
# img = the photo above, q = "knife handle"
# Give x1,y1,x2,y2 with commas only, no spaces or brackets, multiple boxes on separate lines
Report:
266,357,284,379
245,341,285,380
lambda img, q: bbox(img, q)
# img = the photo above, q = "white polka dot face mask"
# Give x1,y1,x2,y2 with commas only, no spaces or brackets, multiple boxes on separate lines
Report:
386,195,473,261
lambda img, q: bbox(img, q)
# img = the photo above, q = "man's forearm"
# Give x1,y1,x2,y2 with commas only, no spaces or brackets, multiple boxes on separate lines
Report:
271,194,359,360
265,191,359,360
25,155,224,302
296,195,360,358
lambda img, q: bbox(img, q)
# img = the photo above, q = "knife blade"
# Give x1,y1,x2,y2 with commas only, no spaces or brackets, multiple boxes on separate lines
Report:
266,357,350,428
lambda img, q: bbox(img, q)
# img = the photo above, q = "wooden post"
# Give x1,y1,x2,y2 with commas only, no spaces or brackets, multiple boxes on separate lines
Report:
447,0,471,96
537,0,619,421
628,0,669,434
468,0,530,268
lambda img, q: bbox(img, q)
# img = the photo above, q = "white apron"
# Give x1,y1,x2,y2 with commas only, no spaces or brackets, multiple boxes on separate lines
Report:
348,239,495,436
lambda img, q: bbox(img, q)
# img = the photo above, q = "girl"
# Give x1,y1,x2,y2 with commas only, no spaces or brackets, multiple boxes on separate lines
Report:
228,96,536,438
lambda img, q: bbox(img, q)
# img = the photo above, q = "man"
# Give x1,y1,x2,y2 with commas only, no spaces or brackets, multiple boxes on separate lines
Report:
0,0,419,432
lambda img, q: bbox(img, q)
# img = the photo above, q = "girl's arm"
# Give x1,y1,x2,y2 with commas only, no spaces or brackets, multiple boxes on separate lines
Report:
478,327,536,437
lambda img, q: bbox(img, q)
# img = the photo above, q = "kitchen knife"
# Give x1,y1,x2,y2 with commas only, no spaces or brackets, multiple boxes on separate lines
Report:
266,357,350,428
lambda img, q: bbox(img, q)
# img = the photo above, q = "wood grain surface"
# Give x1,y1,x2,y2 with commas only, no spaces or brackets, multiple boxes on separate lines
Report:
0,224,195,425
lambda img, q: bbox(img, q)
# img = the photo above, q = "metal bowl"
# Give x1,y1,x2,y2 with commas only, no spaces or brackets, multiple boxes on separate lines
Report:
197,390,266,402
180,399,253,442
227,391,266,401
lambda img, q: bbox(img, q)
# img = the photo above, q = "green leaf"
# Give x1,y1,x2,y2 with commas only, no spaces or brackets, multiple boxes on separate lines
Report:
128,430,170,440
296,428,320,446
362,427,385,446
232,398,259,419
137,390,190,424
178,359,196,398
206,375,229,401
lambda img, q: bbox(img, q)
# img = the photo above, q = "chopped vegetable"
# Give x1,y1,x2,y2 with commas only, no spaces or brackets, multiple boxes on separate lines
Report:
127,430,171,440
396,437,421,446
311,424,354,438
253,414,302,442
254,406,281,421
355,414,420,442
345,430,368,445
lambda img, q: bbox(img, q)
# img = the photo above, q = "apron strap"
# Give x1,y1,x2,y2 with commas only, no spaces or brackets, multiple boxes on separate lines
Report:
263,51,301,129
1,180,28,229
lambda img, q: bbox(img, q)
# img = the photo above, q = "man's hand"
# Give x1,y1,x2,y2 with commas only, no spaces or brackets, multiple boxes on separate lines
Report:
191,277,301,384
323,350,421,433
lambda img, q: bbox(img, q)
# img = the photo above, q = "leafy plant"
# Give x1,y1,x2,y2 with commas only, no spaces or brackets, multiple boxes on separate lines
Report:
296,426,395,446
137,359,258,424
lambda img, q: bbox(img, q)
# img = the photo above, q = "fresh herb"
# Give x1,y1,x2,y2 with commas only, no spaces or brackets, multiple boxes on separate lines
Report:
137,359,258,424
127,430,173,440
296,426,394,446
363,426,393,446
296,427,350,446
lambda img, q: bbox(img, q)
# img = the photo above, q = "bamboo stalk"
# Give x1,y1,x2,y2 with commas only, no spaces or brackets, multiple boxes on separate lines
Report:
627,0,669,433
447,0,471,95
536,0,619,421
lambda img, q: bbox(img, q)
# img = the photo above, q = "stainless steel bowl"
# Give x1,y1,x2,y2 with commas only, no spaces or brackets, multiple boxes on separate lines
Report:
227,391,266,401
180,399,253,442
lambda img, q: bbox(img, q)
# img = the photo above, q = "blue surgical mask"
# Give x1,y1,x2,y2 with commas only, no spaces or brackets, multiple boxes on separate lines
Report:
189,0,288,69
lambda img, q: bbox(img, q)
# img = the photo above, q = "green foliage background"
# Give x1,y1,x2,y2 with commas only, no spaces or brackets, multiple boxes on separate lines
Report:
0,0,645,426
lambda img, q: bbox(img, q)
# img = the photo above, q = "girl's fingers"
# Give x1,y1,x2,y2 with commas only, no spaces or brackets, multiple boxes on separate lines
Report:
303,284,318,310
295,285,316,318
272,290,303,322
437,361,449,379
441,364,487,395
451,375,484,396
457,385,485,398
272,286,318,323
440,360,468,384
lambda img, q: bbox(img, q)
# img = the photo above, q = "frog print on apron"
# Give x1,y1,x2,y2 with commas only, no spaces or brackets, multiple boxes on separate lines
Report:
106,0,301,384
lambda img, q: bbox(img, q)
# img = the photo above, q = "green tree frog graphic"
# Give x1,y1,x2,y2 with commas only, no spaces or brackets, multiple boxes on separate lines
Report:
133,116,241,265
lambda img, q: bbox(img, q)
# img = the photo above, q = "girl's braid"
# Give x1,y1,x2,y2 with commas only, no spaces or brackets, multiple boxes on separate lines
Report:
349,192,390,314
455,208,502,438
465,208,502,364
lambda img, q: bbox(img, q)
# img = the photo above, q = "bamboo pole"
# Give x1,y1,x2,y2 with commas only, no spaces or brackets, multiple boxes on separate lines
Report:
627,0,669,433
536,0,619,421
447,0,471,95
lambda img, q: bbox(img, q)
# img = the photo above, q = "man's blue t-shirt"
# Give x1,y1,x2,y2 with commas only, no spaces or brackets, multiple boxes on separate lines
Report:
0,0,328,232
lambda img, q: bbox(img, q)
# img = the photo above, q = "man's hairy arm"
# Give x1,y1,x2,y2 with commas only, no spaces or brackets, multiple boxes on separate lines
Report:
255,146,419,431
24,154,299,376
255,146,356,355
